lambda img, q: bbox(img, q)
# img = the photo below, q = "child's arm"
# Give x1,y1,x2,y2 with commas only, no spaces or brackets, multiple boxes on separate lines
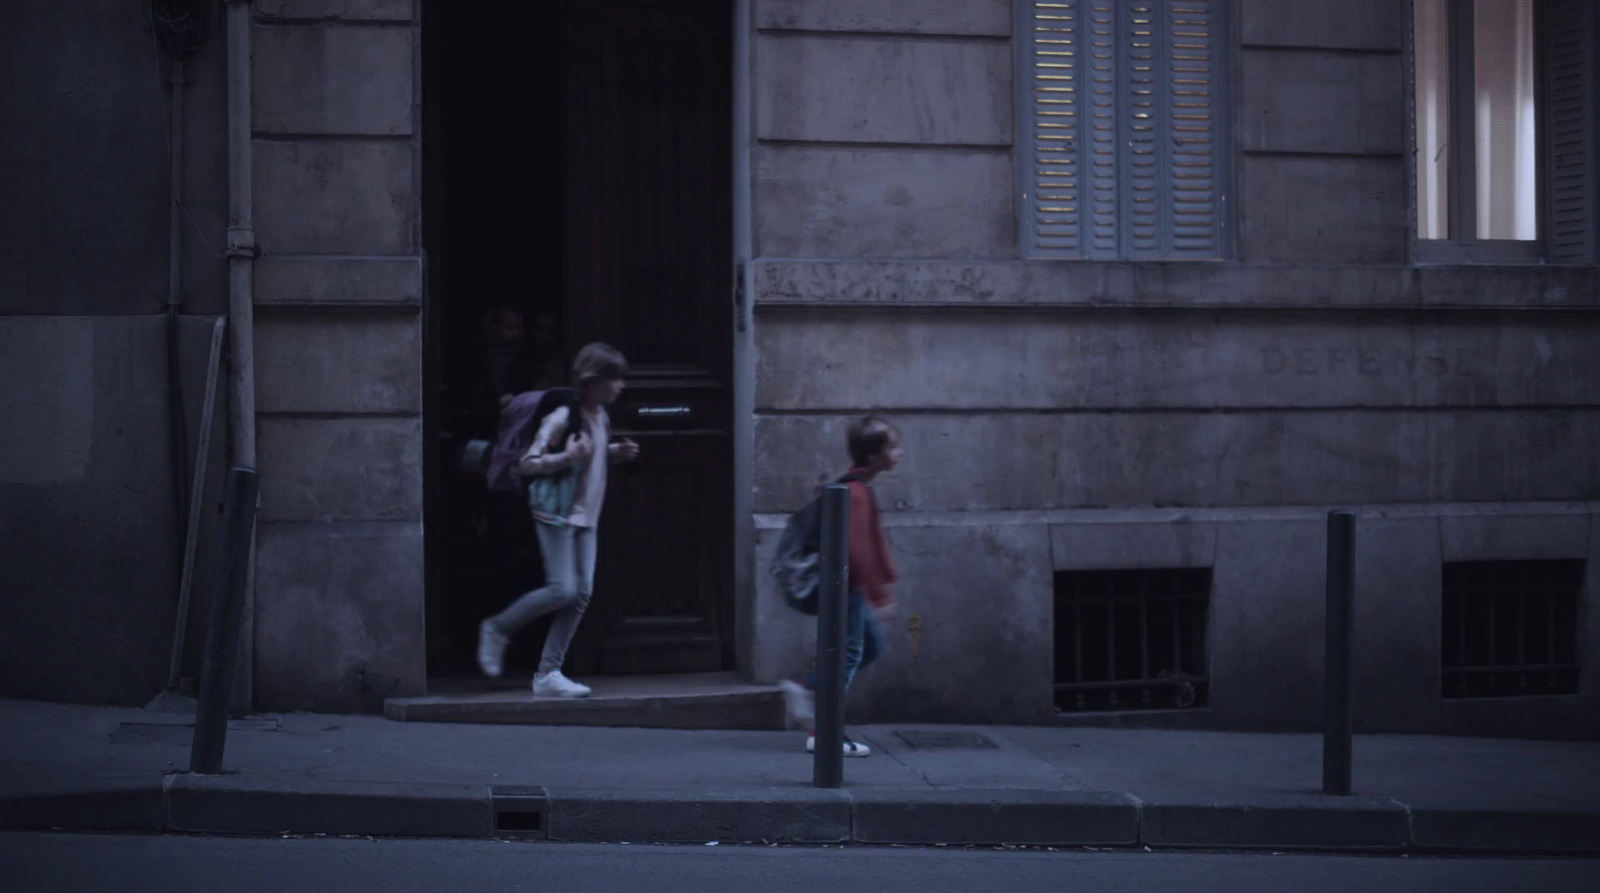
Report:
608,437,640,463
848,485,894,609
518,407,580,478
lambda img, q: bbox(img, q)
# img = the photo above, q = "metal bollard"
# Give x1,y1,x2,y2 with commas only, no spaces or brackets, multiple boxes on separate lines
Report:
812,483,851,788
1322,509,1355,795
191,467,260,775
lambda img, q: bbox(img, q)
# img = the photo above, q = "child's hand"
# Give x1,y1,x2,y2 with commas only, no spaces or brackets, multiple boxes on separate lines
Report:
613,437,640,462
874,601,897,624
566,432,594,463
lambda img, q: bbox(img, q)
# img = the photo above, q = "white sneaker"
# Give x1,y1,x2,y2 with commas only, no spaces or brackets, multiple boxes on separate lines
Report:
534,670,592,699
805,735,871,758
778,679,814,728
477,621,508,679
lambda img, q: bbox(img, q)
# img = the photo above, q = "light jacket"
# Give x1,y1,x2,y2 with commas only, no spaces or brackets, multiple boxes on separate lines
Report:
520,405,624,527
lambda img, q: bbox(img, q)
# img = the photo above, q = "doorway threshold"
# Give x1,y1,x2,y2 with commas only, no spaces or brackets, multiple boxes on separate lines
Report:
386,672,785,730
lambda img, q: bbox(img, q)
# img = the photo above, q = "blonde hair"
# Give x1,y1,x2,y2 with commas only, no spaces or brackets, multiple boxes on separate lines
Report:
571,342,629,388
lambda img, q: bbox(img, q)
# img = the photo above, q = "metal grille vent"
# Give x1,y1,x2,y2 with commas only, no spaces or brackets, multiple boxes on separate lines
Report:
1442,560,1584,699
893,731,998,750
1053,568,1210,712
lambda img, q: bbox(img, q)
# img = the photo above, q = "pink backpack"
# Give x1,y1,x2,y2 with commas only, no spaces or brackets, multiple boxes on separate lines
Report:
484,387,576,492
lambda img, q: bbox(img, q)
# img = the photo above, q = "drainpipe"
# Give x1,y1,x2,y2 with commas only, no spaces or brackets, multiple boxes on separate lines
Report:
166,60,190,540
161,57,194,696
226,0,256,469
225,0,258,707
151,0,211,701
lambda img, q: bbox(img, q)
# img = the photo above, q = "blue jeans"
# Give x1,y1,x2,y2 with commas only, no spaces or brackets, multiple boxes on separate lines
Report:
488,522,597,674
806,593,883,694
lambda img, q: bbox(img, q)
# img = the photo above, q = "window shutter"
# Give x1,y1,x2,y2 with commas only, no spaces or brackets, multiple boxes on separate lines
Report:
1021,0,1229,260
1119,2,1163,257
1022,1,1092,258
1085,1,1121,258
1162,0,1227,259
1543,0,1598,264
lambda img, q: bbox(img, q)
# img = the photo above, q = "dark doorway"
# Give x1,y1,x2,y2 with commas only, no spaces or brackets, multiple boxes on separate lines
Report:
422,0,734,684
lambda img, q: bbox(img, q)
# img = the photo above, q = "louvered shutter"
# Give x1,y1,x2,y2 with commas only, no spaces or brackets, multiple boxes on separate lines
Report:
1085,1,1120,258
1021,0,1229,260
1120,1,1163,257
1021,1,1090,257
1162,0,1226,258
1543,0,1598,264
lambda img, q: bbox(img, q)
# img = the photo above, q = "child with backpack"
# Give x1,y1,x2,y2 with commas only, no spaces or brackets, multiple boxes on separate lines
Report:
777,416,903,757
475,342,639,698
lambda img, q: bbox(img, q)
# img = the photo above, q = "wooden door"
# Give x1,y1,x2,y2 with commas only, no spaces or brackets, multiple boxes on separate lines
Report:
562,0,733,674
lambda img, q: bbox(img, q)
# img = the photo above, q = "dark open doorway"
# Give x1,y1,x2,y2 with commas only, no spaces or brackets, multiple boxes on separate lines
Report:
421,0,735,686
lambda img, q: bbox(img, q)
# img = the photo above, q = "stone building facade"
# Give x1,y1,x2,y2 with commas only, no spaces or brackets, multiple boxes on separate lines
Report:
3,0,1597,739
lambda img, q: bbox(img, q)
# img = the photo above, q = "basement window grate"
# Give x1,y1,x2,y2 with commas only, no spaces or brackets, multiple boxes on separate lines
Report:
1442,559,1584,699
1053,568,1211,713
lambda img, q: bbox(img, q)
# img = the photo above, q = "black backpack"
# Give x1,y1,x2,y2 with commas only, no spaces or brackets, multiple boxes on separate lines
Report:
770,473,860,615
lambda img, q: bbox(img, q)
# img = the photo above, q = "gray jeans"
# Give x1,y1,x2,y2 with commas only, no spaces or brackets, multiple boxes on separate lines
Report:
487,522,597,674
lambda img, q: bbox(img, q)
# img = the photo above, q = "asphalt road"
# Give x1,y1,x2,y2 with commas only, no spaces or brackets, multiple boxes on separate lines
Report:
5,833,1596,893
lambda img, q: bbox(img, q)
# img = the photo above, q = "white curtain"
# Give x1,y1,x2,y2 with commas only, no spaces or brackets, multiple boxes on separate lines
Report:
1474,0,1537,241
1414,0,1451,240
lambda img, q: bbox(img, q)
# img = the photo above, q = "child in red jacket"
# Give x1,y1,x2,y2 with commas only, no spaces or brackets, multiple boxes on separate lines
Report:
781,417,903,757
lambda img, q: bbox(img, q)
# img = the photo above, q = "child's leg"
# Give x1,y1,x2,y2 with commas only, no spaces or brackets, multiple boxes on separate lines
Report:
839,593,870,692
487,523,580,635
536,526,597,674
801,593,877,692
858,604,884,671
802,595,876,757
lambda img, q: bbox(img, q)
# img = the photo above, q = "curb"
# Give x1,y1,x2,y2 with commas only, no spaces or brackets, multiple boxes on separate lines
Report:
0,775,491,839
849,790,1138,847
546,788,851,843
1140,794,1412,852
3,776,1597,854
0,777,167,834
1407,799,1600,855
166,775,491,838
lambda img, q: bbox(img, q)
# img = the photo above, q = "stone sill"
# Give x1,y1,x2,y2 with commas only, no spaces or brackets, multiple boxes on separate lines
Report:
752,500,1598,530
752,260,1600,311
255,255,423,309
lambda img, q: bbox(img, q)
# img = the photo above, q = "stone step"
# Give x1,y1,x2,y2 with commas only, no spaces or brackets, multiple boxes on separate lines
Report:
384,672,787,730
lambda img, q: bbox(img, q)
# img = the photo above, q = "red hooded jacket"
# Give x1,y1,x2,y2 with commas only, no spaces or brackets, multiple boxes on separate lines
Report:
845,469,898,608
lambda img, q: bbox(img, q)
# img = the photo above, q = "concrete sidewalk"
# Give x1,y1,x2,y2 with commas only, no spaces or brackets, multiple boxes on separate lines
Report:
2,699,1596,853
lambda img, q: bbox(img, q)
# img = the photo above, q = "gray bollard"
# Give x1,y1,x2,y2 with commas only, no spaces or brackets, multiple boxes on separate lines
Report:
1323,509,1355,795
191,467,260,775
812,483,851,788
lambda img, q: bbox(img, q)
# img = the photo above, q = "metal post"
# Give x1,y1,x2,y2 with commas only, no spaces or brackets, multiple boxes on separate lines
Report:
165,317,227,694
812,483,851,788
191,467,260,775
1322,510,1355,795
223,0,260,714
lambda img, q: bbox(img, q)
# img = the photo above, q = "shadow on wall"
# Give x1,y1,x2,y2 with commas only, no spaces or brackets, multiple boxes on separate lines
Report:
0,317,230,706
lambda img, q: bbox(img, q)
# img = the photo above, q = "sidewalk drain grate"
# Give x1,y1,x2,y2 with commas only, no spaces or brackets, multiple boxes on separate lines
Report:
491,786,548,840
894,731,998,750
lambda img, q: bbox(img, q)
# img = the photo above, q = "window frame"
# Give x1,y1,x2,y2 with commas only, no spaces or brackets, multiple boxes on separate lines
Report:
1411,0,1548,265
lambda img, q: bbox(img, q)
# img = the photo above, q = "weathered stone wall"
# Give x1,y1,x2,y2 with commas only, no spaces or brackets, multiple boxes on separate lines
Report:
249,0,425,712
0,0,232,705
9,0,1593,734
747,0,1600,736
754,504,1600,738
